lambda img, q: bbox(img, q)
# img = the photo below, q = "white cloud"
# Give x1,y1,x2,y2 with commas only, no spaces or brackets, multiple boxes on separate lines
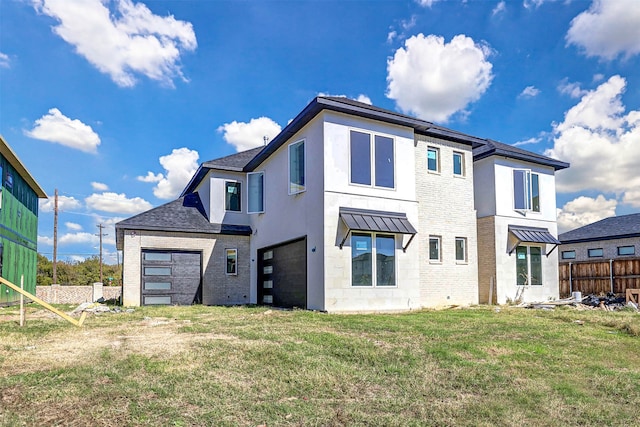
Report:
139,147,199,199
386,34,494,123
218,117,282,152
566,0,640,60
557,78,587,99
33,0,197,87
492,1,506,16
39,195,82,212
59,232,98,245
0,52,10,68
85,192,153,214
416,0,440,7
519,85,540,98
557,195,617,234
65,222,83,231
25,108,101,153
91,181,109,191
318,93,372,105
38,235,54,246
512,136,542,147
545,75,640,201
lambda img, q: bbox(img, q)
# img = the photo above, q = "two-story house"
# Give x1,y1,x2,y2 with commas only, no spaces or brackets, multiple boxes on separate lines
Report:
116,97,568,311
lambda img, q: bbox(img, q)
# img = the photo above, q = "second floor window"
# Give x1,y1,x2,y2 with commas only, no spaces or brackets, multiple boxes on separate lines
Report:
289,140,305,194
350,130,395,189
427,147,439,172
513,169,540,212
248,172,264,213
225,181,241,212
453,152,464,176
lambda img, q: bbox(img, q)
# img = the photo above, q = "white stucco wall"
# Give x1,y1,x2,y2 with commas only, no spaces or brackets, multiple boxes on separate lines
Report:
322,112,421,312
201,171,250,226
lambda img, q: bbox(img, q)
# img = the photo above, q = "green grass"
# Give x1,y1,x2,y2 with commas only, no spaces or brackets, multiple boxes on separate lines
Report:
1,305,639,426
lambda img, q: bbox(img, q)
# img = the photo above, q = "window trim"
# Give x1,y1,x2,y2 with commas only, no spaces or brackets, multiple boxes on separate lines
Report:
513,169,540,213
288,139,306,195
247,171,265,214
224,181,242,212
561,250,576,260
351,232,397,288
588,248,604,258
427,146,440,173
225,248,238,276
617,246,635,256
429,235,441,263
348,128,396,190
455,237,467,263
453,151,465,177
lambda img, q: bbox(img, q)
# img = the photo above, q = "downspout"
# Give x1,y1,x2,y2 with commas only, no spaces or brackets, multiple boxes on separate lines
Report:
609,259,614,294
569,262,572,295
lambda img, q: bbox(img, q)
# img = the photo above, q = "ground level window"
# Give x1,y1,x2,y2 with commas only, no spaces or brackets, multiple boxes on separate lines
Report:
588,248,603,258
226,249,237,275
429,236,441,261
561,250,576,260
455,237,467,262
351,232,396,287
618,246,635,256
516,246,542,285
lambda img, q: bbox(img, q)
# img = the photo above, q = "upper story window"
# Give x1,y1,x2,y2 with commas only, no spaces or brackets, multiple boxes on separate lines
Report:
588,248,603,258
618,246,635,256
561,250,576,260
455,237,467,262
427,147,439,172
289,140,305,194
247,172,264,213
225,181,241,212
513,169,540,212
350,130,395,189
453,152,464,176
429,236,441,262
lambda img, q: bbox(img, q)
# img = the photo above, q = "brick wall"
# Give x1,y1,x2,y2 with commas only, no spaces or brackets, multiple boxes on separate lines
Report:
414,134,479,307
36,284,121,304
476,216,496,303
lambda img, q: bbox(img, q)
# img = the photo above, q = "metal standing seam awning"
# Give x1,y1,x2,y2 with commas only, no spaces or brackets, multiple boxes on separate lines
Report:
508,225,561,257
338,207,418,252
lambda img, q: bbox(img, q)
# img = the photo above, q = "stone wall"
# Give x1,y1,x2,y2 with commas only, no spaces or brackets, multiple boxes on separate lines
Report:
36,284,121,304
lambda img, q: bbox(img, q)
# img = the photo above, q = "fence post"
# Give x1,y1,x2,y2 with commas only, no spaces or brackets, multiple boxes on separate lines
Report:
569,262,573,295
610,259,614,294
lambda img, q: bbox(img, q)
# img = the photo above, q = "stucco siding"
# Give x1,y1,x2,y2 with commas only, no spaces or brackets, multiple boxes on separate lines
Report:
415,134,479,307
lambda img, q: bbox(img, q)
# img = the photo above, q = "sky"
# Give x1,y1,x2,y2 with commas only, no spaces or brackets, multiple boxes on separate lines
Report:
1,0,640,265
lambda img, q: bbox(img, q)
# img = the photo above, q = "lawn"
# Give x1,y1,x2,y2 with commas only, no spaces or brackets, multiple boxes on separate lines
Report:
1,304,639,426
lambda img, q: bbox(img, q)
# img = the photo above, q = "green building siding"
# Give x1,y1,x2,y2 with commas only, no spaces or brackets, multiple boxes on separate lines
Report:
0,157,40,305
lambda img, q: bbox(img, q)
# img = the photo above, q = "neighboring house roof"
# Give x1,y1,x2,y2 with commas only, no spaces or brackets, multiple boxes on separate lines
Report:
0,135,47,198
115,192,251,249
559,213,640,244
473,139,569,171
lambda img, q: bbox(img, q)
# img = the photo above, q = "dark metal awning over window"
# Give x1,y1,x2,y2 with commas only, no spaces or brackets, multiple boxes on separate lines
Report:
339,207,417,252
508,225,561,257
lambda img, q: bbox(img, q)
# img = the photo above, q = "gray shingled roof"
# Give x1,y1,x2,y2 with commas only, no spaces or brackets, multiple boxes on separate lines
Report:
203,146,264,171
473,139,569,171
559,213,640,243
115,192,251,249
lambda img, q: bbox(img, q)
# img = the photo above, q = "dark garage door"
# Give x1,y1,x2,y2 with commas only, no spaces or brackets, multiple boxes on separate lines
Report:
141,250,202,305
258,237,307,309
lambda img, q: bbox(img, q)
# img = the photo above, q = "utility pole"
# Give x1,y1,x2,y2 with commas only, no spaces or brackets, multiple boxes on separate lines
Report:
96,224,107,283
53,189,58,285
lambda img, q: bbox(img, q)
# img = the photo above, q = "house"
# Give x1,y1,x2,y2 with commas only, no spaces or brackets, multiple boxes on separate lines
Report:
473,140,569,304
0,136,48,306
558,213,640,262
116,97,568,311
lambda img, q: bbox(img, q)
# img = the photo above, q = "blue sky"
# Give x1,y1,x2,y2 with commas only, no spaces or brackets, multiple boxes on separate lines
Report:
1,0,640,264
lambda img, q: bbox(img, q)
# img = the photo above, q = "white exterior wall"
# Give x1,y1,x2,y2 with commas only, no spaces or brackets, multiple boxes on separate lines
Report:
248,116,325,310
322,112,420,312
474,157,561,304
121,230,250,307
200,171,250,226
415,134,479,307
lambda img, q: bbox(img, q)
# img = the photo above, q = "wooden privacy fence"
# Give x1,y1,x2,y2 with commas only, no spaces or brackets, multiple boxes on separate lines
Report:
559,257,640,297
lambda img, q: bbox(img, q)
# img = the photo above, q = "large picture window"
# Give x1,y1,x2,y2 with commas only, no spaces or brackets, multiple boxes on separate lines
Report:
516,246,542,285
513,169,540,212
351,232,396,287
225,181,241,212
248,172,264,213
350,130,394,189
289,140,305,194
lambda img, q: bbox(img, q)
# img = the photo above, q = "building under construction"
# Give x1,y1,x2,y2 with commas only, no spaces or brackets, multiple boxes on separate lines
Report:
0,136,47,305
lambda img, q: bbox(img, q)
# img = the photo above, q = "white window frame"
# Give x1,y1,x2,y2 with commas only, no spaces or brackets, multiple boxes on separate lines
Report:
453,151,465,177
429,235,441,263
455,237,467,263
224,180,242,212
351,232,397,287
427,147,440,173
288,139,306,195
349,129,396,190
513,169,540,213
225,248,238,276
247,171,265,214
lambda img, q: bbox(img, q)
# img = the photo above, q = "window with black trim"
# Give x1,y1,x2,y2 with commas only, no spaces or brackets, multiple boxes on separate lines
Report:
350,130,394,189
225,181,241,212
289,140,305,194
617,246,635,256
561,250,576,260
588,248,603,258
351,233,396,287
226,249,238,275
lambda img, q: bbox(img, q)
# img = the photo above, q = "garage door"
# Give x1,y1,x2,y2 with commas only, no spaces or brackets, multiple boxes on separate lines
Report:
258,237,306,309
141,250,202,305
